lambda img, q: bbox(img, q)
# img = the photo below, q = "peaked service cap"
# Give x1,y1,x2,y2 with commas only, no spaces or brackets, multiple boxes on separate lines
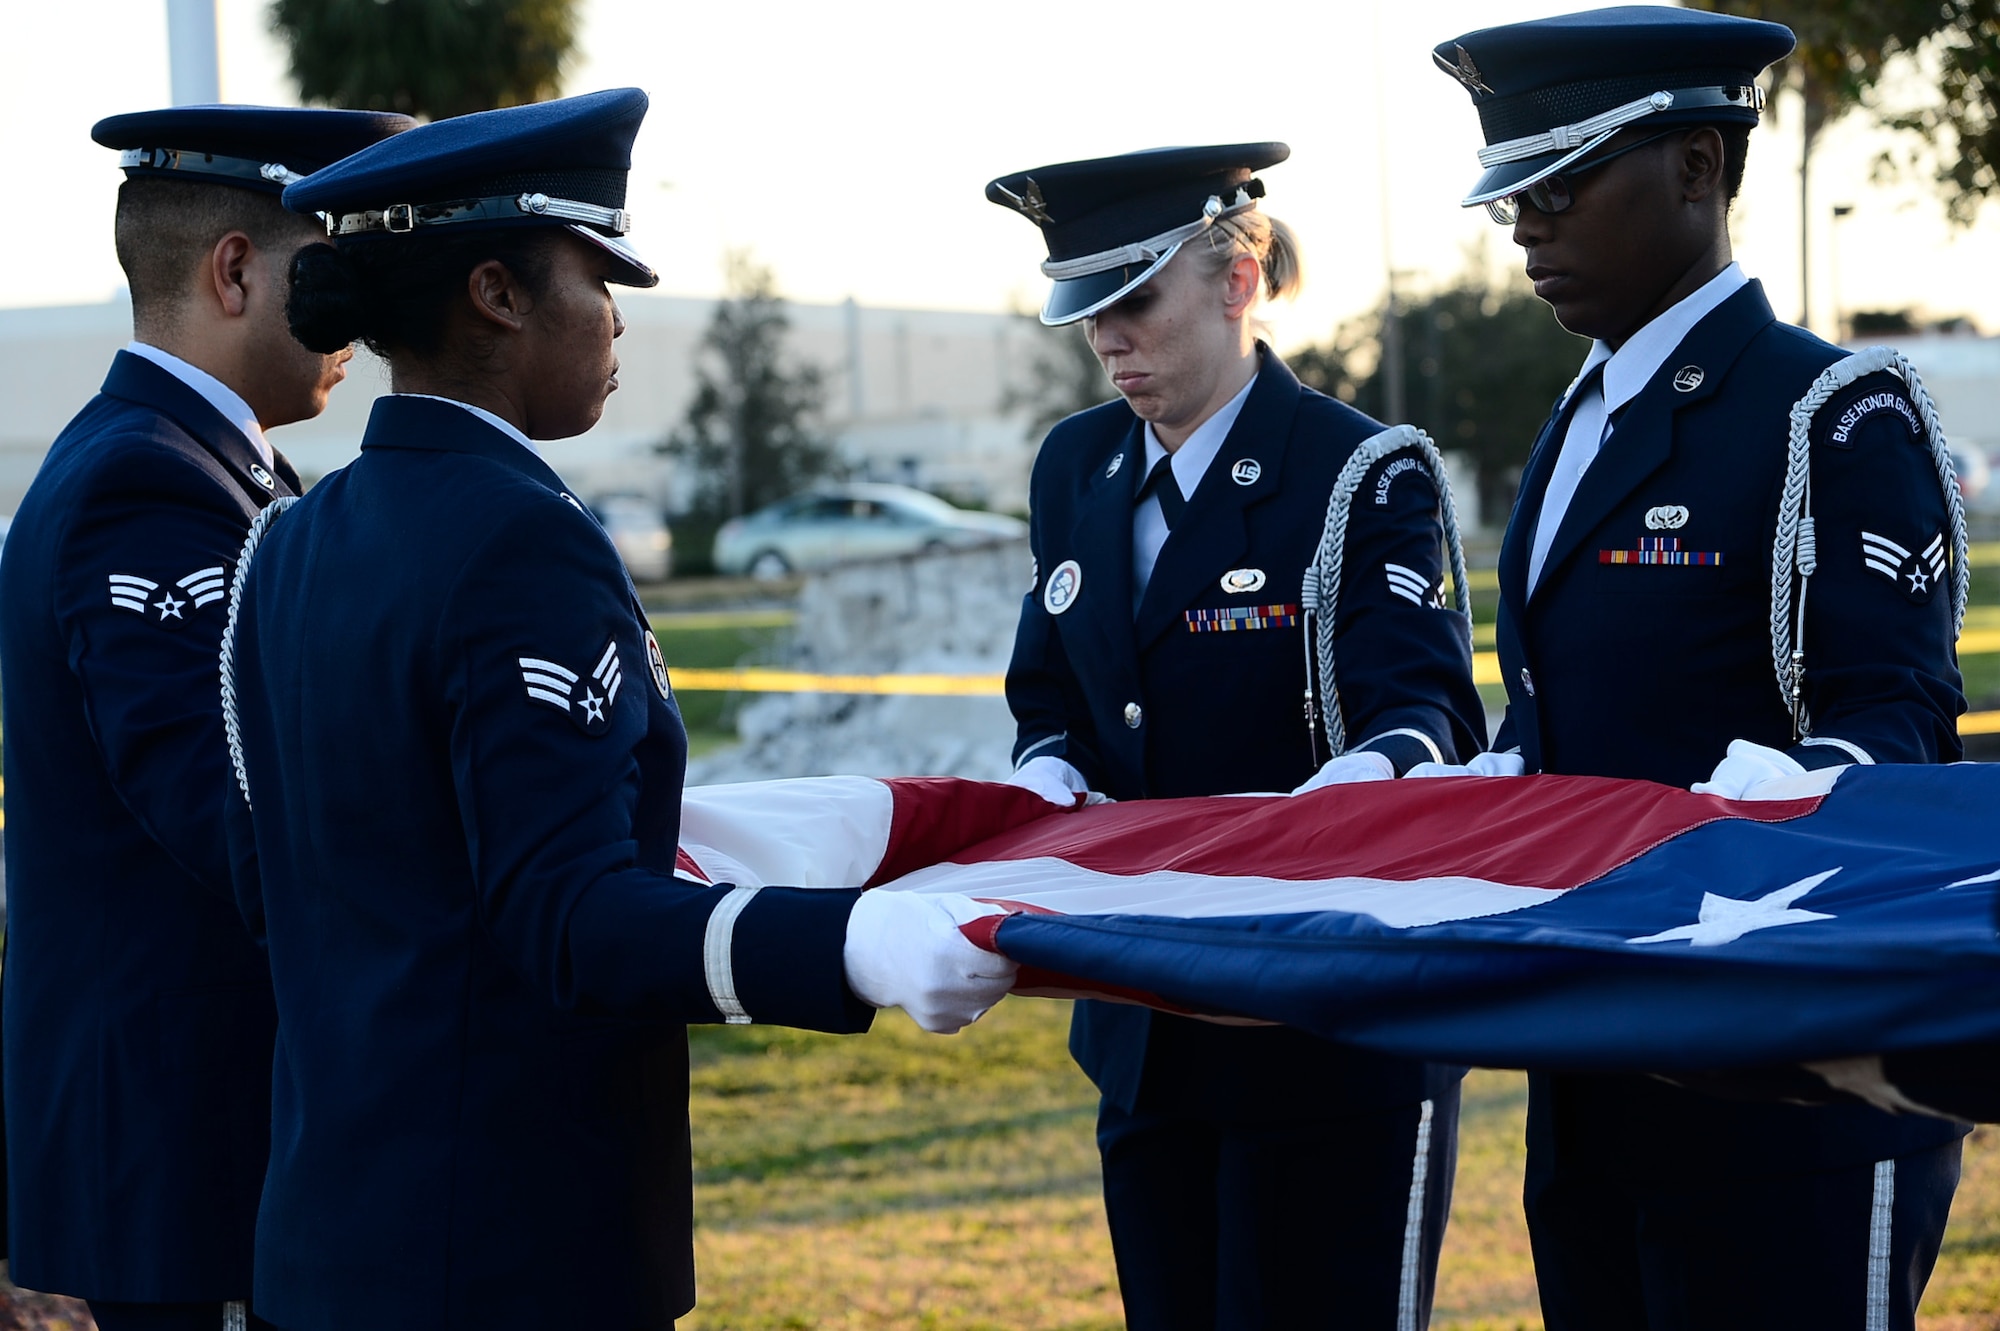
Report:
92,105,415,194
283,88,659,288
1433,6,1793,209
987,142,1289,326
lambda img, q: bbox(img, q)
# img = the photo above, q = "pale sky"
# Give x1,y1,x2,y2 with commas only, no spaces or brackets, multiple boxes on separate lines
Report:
4,0,1998,350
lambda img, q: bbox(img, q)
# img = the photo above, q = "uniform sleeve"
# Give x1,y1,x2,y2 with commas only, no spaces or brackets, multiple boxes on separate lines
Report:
1333,451,1488,772
55,445,254,900
1787,374,1963,768
1004,451,1105,786
445,502,872,1032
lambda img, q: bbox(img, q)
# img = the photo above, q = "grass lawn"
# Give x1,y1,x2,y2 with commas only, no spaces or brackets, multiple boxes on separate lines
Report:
684,999,2000,1331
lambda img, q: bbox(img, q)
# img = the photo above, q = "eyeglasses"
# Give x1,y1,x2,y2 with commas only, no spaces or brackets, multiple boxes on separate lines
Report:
1484,129,1681,225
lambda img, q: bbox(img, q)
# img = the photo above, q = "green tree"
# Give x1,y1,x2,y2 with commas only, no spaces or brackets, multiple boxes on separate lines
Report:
664,253,838,527
270,0,578,121
1691,0,2000,228
1290,275,1590,525
1003,312,1117,442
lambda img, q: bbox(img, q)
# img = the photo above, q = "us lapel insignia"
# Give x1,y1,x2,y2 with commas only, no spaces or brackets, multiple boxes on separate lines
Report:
1105,452,1124,479
249,462,276,491
1043,559,1082,615
644,628,673,700
1645,505,1690,530
1672,365,1705,393
1220,568,1266,594
1231,459,1261,486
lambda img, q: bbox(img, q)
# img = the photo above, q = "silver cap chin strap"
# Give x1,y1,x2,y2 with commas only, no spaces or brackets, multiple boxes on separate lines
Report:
1039,189,1256,281
120,147,304,188
331,191,632,238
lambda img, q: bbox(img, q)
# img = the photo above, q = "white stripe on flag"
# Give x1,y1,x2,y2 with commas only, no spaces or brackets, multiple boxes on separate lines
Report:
679,776,898,889
879,856,1563,927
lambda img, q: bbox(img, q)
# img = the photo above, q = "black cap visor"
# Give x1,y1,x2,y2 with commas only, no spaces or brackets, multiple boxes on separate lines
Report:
569,224,658,288
1040,246,1178,326
1460,134,1612,209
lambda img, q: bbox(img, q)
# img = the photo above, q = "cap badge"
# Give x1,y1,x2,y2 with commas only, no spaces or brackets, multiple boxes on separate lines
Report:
1673,365,1706,393
1043,559,1082,615
1645,505,1690,531
1231,459,1262,486
994,176,1054,226
1105,452,1124,479
249,462,276,491
1220,568,1267,594
644,628,673,701
1445,43,1495,95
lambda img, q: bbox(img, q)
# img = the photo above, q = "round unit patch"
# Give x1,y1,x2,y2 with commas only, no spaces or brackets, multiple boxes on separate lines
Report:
1043,559,1083,615
644,629,673,700
1231,459,1262,486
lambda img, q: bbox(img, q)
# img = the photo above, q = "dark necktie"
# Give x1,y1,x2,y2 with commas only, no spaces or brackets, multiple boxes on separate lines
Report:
1139,455,1185,530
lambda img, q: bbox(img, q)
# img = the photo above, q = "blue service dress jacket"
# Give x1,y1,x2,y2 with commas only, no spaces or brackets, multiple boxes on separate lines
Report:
0,350,296,1300
225,396,873,1331
1007,352,1486,1117
1492,280,1966,1173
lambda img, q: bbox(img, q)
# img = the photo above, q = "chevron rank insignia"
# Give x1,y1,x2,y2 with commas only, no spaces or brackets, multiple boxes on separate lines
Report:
519,637,624,736
1861,530,1945,604
1385,562,1445,608
107,565,226,633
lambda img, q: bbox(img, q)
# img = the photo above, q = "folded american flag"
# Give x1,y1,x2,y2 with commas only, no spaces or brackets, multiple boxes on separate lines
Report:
677,765,2000,1076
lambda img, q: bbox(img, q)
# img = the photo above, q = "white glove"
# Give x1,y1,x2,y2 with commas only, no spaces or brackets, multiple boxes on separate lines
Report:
1291,749,1395,795
1691,739,1809,799
842,891,1019,1034
1407,751,1528,779
1006,754,1112,807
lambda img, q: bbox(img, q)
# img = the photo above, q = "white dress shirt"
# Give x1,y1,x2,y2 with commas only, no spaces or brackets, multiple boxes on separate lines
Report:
395,393,543,458
124,341,276,468
1131,370,1258,610
1526,262,1749,593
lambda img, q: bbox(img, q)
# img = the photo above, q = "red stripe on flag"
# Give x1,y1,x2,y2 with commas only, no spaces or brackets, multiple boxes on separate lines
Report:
941,775,1820,892
865,777,1071,888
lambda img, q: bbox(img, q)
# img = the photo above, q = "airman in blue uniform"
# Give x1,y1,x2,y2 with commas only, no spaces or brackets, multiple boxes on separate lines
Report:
990,145,1485,1329
227,89,1014,1331
1428,9,1969,1328
0,104,411,1331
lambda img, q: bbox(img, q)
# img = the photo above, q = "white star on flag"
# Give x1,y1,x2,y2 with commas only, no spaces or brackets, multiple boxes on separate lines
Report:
1627,868,1840,947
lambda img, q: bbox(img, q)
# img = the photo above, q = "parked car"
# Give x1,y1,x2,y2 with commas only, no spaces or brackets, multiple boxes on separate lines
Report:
591,495,672,582
713,483,1028,580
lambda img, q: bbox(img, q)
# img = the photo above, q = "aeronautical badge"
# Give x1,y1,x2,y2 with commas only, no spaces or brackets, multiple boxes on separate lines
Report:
1644,505,1690,530
1231,459,1261,486
518,637,624,736
644,628,673,701
1385,562,1445,608
1861,529,1946,604
1043,559,1082,615
249,462,276,492
107,565,226,633
1220,568,1266,594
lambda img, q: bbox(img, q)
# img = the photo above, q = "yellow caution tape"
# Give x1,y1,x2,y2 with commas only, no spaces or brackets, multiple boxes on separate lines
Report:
670,668,1006,696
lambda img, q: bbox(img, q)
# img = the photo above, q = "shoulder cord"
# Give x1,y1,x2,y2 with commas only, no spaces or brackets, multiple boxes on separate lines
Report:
220,496,300,809
1771,347,1968,738
1300,425,1473,760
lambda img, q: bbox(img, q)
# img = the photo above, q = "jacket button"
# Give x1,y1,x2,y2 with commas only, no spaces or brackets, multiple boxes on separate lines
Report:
1519,667,1536,698
1124,702,1143,728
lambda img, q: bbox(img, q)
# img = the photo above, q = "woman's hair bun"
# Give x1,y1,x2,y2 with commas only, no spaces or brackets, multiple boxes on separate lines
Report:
287,242,369,354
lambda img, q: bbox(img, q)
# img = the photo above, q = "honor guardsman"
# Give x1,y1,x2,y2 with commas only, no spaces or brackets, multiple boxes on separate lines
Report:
1430,8,1969,1328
